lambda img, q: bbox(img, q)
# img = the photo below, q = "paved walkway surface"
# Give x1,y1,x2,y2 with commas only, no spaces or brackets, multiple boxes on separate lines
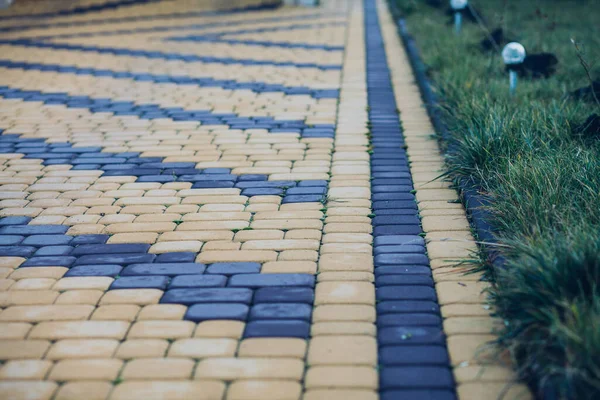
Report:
0,0,532,399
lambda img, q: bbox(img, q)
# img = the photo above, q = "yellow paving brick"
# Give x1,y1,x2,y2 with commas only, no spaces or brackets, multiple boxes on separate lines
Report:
0,257,25,269
137,304,186,320
202,241,241,251
0,305,94,322
457,382,532,400
318,253,373,272
107,232,159,244
278,250,319,261
0,290,59,307
0,322,32,339
441,304,493,318
317,272,374,282
54,381,113,400
168,338,237,358
49,359,123,381
305,366,378,389
454,365,517,383
121,358,194,380
320,243,372,254
307,336,377,366
99,289,163,305
9,267,67,280
109,380,226,400
29,321,130,340
261,261,317,274
159,231,233,242
9,278,56,291
311,322,376,337
0,381,58,400
55,290,104,305
193,321,245,339
91,305,140,321
0,360,52,381
115,340,169,360
446,334,499,366
315,282,375,305
242,239,320,251
194,358,304,380
444,317,501,335
436,281,488,304
313,305,376,323
227,380,302,400
127,320,195,339
238,338,307,358
284,229,322,240
46,338,119,360
0,340,50,359
233,230,284,242
303,389,378,400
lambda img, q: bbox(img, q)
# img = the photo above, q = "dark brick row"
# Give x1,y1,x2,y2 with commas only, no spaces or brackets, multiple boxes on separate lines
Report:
363,0,456,398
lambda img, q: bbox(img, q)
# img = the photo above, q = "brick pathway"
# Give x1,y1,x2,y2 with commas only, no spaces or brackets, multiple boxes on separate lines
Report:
0,0,531,399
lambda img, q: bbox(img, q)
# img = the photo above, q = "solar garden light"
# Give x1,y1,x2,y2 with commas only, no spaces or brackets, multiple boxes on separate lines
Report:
502,42,526,95
450,0,468,34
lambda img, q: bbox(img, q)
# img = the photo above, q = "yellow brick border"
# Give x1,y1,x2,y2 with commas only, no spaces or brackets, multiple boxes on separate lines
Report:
304,1,379,399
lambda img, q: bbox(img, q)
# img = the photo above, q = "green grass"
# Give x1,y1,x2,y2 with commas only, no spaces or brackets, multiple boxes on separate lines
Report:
393,0,600,398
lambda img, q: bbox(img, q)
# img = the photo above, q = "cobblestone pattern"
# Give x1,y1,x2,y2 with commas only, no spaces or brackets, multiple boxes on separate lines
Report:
0,1,351,398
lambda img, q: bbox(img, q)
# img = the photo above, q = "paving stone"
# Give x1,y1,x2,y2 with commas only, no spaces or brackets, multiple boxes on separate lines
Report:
254,287,314,304
303,389,378,400
169,274,227,288
185,303,249,322
305,366,378,389
308,336,377,366
229,273,314,288
99,289,163,305
457,383,532,400
121,358,194,380
206,262,261,275
0,381,58,400
380,366,454,390
65,264,122,277
161,288,253,305
238,338,307,358
109,381,226,400
49,359,123,381
29,321,130,340
249,303,312,321
244,320,311,338
380,390,456,400
110,276,169,290
46,339,119,360
193,320,245,339
114,340,169,359
127,320,195,339
226,380,302,400
379,345,449,365
195,358,304,380
121,263,206,276
168,338,237,358
54,382,113,400
0,360,52,380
